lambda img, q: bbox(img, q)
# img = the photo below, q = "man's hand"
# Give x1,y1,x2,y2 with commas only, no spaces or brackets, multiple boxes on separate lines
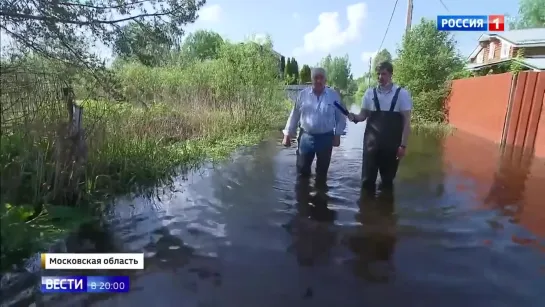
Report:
396,146,406,159
282,135,292,147
333,135,341,147
347,113,357,123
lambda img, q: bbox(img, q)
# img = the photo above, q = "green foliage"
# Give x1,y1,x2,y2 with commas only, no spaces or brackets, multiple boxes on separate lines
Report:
113,22,177,66
509,0,545,29
320,54,352,92
181,30,225,61
0,37,287,270
394,18,465,123
372,49,393,70
280,56,286,76
291,59,300,82
450,69,474,80
347,77,358,96
510,48,526,74
284,57,299,85
1,0,205,80
1,203,91,271
354,75,377,103
300,65,311,83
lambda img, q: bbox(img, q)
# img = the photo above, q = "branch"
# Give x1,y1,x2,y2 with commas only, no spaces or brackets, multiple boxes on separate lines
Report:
0,10,176,25
57,0,148,10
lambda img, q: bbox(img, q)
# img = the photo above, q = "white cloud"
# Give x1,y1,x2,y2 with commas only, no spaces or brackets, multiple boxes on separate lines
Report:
360,50,377,65
292,12,300,20
293,3,367,56
199,4,222,22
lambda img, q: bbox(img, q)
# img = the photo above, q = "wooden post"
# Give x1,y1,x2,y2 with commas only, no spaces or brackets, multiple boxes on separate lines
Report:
52,87,87,205
406,0,414,35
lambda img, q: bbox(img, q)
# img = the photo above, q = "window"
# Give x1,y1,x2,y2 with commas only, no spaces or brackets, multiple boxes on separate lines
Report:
488,42,495,60
500,42,510,59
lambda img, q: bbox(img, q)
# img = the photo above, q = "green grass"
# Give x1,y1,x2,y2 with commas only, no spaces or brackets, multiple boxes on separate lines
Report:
0,100,286,271
0,39,291,271
411,122,454,137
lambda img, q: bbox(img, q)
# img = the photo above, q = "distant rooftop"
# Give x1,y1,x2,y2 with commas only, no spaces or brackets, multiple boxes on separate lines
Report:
482,28,545,46
466,56,545,71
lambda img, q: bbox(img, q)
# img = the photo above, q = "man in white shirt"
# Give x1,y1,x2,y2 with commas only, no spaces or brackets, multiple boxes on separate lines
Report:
282,68,347,181
348,61,413,194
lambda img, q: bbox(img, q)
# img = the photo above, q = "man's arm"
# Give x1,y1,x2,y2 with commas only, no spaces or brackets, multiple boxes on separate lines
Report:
399,89,413,146
353,89,371,122
282,92,302,137
334,91,347,135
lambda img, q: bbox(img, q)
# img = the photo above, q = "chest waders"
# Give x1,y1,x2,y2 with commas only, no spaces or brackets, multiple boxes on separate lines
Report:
361,87,404,194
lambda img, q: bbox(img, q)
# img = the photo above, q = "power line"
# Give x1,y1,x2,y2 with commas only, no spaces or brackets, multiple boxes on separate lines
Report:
439,0,450,12
377,0,400,53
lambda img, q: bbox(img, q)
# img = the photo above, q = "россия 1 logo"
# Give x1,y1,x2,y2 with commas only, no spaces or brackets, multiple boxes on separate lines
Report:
437,15,505,31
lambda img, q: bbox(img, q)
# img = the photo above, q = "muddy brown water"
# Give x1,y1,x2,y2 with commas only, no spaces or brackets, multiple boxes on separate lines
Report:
5,106,545,307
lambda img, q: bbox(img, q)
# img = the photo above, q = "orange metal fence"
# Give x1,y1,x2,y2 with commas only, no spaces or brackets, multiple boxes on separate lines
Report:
446,71,545,157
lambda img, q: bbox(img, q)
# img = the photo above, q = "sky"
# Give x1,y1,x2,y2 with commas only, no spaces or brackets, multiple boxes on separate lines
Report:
0,0,521,77
187,0,520,77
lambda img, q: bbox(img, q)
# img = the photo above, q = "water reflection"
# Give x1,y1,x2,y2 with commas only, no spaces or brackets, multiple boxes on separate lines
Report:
346,187,397,282
286,177,337,267
485,146,533,222
4,124,545,307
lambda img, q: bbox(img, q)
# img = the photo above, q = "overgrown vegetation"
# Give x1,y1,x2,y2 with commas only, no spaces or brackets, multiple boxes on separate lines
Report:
394,19,465,125
1,4,289,269
509,0,545,29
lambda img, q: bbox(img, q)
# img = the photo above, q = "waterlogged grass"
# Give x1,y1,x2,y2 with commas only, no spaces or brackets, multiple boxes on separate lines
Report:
0,100,287,271
412,122,454,137
1,40,290,271
1,203,93,271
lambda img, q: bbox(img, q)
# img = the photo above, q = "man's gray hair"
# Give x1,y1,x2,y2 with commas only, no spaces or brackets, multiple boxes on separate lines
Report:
311,67,327,79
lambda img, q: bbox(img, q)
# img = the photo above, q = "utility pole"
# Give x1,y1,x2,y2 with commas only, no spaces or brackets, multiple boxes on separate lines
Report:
367,57,372,88
405,0,414,35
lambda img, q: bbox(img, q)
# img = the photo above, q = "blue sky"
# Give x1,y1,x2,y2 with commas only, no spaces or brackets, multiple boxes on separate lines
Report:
189,0,520,77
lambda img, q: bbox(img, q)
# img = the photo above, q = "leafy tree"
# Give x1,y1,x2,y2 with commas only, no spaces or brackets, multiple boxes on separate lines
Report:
354,75,377,103
286,58,292,75
114,22,177,66
299,64,311,83
509,0,545,29
320,54,352,92
394,18,465,123
347,77,358,95
291,58,299,82
284,57,297,85
0,0,205,99
0,0,205,68
280,56,286,76
372,49,393,70
182,30,224,61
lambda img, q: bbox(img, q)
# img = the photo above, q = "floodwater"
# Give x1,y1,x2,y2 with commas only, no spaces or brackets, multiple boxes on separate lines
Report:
6,105,545,307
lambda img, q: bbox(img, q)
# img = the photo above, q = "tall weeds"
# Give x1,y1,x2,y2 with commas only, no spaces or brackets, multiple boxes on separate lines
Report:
0,41,288,270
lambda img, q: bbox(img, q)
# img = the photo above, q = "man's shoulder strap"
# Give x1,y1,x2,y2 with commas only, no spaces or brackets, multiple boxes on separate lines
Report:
389,87,403,112
372,88,381,111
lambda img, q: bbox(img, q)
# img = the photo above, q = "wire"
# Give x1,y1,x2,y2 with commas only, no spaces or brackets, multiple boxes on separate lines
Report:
377,0,400,52
439,0,450,12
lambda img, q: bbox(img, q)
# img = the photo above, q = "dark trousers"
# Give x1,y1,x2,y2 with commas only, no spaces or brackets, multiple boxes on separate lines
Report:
361,148,399,194
296,133,333,180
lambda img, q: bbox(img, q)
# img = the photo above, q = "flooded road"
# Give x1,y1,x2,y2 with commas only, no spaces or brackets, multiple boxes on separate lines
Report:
20,106,545,306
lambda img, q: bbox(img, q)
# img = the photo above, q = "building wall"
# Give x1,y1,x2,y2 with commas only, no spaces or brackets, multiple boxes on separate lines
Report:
470,38,545,65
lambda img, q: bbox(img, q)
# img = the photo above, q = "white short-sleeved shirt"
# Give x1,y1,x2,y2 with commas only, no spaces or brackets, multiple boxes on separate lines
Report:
361,84,413,112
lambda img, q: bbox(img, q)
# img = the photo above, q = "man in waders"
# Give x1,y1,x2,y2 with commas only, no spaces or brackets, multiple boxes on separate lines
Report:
282,67,347,181
348,61,412,195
